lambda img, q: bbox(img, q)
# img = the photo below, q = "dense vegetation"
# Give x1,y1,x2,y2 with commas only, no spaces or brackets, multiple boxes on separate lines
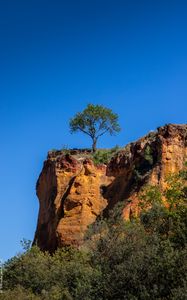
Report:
1,167,187,299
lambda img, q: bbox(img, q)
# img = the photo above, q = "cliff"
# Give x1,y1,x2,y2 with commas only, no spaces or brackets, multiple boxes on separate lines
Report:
34,124,187,252
34,151,112,251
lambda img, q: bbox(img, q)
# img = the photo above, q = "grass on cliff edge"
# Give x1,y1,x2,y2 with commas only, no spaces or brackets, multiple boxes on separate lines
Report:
50,145,122,165
92,146,121,165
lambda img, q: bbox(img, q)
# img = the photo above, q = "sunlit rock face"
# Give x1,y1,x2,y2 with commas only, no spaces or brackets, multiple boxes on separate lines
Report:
34,151,112,252
34,124,187,252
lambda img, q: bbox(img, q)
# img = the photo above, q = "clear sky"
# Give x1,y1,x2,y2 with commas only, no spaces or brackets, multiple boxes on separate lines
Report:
0,0,187,260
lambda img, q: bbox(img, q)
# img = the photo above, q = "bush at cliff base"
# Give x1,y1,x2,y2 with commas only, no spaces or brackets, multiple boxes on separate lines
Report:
1,169,187,300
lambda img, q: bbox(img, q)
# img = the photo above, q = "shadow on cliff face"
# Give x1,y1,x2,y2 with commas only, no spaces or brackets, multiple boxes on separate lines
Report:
101,125,187,218
101,135,162,218
56,175,77,222
33,124,187,251
33,161,58,253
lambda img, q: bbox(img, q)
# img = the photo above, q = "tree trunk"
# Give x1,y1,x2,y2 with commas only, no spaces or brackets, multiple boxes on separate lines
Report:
92,138,97,153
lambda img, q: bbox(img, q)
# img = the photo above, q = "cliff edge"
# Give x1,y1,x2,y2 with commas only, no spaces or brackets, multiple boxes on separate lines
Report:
34,124,187,252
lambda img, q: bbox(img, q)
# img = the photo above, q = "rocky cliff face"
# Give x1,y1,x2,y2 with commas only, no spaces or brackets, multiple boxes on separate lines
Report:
105,124,187,218
34,151,112,251
34,124,187,251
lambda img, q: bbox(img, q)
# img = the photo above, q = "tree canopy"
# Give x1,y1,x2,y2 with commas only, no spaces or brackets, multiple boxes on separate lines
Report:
69,104,121,152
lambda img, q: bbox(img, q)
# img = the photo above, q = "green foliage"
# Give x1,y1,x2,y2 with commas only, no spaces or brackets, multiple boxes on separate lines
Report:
139,185,162,210
139,167,187,248
165,172,187,210
92,146,120,165
88,211,187,300
20,238,32,252
69,104,121,152
132,149,155,186
2,166,187,299
0,286,40,300
143,144,154,165
3,246,99,300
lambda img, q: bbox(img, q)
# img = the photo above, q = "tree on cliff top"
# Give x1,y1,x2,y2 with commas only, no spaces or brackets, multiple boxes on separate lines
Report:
69,104,121,152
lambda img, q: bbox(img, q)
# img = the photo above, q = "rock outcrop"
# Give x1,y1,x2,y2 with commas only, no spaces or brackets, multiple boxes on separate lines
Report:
105,124,187,218
34,151,112,251
34,124,187,251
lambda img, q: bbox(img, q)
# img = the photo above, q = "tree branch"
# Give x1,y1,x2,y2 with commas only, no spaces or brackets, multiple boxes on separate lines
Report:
96,128,109,138
76,126,93,138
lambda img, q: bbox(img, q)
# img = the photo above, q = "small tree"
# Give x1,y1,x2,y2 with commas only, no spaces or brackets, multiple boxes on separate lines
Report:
69,104,121,152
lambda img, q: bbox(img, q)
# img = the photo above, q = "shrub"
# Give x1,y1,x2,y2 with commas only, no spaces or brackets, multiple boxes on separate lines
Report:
92,146,120,165
2,166,187,300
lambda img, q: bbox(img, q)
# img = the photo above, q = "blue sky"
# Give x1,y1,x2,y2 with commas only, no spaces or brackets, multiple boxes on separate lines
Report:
0,0,187,260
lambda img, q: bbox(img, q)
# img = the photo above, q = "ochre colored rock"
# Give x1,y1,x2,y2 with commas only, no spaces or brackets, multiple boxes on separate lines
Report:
34,124,187,251
34,153,112,252
106,124,187,218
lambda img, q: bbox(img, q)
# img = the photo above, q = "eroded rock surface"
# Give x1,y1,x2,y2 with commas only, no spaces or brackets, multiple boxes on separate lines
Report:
34,124,187,251
34,152,112,251
106,124,187,218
